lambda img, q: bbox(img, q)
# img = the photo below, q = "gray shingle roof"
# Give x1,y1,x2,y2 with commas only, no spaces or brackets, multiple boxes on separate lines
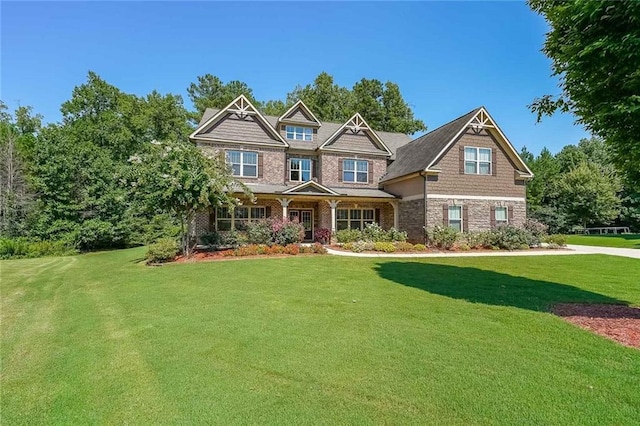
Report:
195,108,411,158
242,183,396,198
381,107,481,182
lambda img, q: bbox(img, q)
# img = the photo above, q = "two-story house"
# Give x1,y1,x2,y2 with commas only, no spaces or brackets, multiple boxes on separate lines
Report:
189,95,533,242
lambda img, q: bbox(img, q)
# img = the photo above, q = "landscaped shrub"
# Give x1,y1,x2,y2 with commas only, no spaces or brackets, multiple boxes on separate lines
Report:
387,228,408,242
200,232,221,247
374,242,396,253
543,234,568,248
314,228,331,244
284,244,300,255
343,242,354,251
524,218,548,246
146,238,179,264
246,220,273,245
413,243,427,251
217,230,246,248
351,241,373,253
0,238,30,259
335,228,363,243
363,223,389,242
458,243,471,251
271,218,305,246
394,242,415,252
428,226,459,250
490,225,535,250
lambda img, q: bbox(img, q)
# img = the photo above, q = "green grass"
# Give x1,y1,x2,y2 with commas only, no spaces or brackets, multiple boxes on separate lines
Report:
566,233,640,249
2,249,640,424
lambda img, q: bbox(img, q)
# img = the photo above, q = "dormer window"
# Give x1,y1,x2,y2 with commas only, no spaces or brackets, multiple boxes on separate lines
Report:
286,126,313,141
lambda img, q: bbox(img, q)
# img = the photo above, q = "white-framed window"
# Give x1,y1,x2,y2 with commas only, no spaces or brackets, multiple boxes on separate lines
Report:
464,147,492,175
289,158,312,182
286,126,313,141
495,206,508,226
226,151,258,177
336,208,375,231
216,206,266,231
448,206,462,232
343,159,368,183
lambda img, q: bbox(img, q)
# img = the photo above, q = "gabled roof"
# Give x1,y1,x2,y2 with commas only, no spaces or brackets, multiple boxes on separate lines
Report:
278,100,322,127
318,113,392,156
190,95,288,146
381,107,534,183
194,108,412,157
282,180,339,195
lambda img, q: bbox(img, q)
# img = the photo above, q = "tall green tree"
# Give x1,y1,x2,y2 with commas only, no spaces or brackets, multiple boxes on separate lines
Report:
556,161,622,228
187,74,259,122
528,0,640,185
286,72,354,123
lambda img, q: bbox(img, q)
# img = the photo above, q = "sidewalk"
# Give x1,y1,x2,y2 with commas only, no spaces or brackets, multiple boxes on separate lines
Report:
326,244,640,259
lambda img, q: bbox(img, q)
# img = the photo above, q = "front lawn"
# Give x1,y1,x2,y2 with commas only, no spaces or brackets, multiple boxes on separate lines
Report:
566,233,640,249
2,249,639,424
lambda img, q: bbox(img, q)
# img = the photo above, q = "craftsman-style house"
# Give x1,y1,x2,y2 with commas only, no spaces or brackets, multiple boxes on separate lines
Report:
189,95,533,242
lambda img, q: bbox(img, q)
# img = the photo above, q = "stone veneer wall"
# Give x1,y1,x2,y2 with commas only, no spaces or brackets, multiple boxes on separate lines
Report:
398,199,426,243
425,199,526,232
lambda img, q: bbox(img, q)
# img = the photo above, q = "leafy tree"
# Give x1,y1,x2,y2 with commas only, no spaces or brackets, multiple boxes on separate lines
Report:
187,74,259,122
556,161,622,228
261,99,288,116
126,140,249,256
286,72,354,123
528,0,640,185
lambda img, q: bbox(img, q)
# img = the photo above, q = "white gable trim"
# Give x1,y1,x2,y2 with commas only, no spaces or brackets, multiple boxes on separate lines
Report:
189,95,288,147
282,180,340,195
278,100,322,127
318,113,392,156
424,107,533,177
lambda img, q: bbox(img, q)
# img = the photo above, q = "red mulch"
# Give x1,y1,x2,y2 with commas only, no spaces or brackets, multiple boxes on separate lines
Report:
553,303,640,349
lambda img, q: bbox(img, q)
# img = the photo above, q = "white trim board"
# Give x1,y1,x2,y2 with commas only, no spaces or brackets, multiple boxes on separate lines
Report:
401,194,526,202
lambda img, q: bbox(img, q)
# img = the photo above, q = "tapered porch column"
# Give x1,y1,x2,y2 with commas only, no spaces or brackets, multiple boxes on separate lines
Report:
327,200,341,234
276,198,292,219
389,200,399,229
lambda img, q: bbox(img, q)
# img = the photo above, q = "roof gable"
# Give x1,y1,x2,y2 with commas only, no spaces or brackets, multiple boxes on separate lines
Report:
190,95,287,147
319,113,392,156
381,107,533,183
282,180,339,195
279,100,322,127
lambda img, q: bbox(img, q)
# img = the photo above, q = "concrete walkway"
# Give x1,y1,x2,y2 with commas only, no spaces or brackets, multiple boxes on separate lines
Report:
326,244,640,259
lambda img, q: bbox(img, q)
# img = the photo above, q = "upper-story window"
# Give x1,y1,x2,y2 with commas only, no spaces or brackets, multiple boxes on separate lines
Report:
290,158,312,182
343,159,368,183
226,150,258,177
286,126,313,141
464,147,492,175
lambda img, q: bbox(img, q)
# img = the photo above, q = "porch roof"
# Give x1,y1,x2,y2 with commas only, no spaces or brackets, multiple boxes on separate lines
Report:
240,183,397,199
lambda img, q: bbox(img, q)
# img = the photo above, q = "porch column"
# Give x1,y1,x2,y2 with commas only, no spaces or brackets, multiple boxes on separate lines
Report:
389,200,399,229
276,198,292,219
327,200,341,234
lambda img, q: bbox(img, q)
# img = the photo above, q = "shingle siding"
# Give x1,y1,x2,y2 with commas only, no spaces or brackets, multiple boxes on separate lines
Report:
325,130,388,154
201,113,282,145
319,153,386,188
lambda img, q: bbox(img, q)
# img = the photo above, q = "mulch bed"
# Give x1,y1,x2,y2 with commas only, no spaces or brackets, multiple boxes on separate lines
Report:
173,251,321,263
328,245,566,254
553,303,640,349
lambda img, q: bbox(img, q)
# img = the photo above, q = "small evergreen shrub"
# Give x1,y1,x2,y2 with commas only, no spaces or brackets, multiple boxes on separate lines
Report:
335,228,363,243
373,242,396,253
490,225,536,250
458,243,471,251
413,243,427,251
0,238,76,260
200,232,221,247
524,218,548,246
343,242,354,251
146,238,179,264
387,228,408,242
351,241,371,253
314,228,331,244
363,223,389,242
428,226,459,250
543,234,568,248
246,221,273,245
394,242,415,251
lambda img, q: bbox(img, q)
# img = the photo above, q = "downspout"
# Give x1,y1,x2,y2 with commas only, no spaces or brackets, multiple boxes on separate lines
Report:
422,172,428,244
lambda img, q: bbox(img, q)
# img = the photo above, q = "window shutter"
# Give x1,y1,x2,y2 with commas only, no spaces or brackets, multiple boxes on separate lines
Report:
490,206,496,228
338,158,343,182
209,210,215,232
368,160,374,184
265,206,272,218
508,206,514,223
459,146,465,174
285,155,290,181
492,149,497,176
375,208,381,225
258,152,264,178
312,159,317,180
462,205,469,232
443,204,448,226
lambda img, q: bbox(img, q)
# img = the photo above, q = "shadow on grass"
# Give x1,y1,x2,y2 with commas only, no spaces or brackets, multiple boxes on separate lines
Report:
375,261,628,312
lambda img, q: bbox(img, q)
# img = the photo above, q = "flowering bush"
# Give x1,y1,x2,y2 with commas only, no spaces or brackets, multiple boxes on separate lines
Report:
314,228,331,244
427,226,459,250
271,218,305,246
246,221,273,245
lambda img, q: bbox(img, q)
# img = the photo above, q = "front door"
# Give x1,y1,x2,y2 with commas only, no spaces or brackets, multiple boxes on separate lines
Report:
289,209,313,241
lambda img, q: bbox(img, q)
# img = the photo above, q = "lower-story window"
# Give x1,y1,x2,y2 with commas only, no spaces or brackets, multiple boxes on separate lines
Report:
448,206,462,232
336,208,375,230
495,206,508,226
216,206,266,231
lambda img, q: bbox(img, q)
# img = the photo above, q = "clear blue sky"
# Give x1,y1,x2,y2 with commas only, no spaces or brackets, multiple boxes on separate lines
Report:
1,1,589,154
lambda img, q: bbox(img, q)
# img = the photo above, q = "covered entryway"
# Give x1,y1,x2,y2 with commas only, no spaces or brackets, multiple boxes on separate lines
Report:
289,209,314,241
